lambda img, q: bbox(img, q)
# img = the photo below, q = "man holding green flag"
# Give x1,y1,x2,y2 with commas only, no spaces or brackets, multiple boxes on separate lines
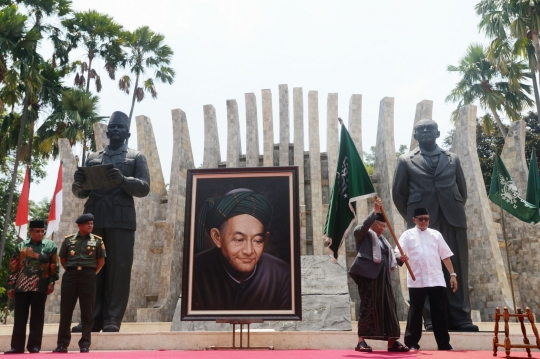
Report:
323,119,376,259
323,119,409,353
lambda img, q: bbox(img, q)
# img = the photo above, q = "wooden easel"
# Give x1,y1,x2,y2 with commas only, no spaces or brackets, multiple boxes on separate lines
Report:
493,307,540,358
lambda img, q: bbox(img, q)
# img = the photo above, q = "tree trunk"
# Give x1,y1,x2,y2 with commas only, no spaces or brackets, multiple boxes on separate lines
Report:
532,30,540,75
85,55,93,93
126,74,139,146
128,73,139,125
0,93,29,261
25,120,34,188
82,137,87,167
533,68,540,123
490,105,508,137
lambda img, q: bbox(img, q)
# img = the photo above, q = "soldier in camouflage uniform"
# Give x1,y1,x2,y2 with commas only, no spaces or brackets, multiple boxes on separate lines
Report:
5,220,59,354
53,214,105,354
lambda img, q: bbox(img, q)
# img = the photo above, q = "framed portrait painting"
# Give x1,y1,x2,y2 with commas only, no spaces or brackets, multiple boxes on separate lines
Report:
180,167,301,321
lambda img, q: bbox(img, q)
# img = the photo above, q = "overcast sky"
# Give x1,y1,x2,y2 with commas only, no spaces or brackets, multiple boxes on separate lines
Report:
29,0,491,202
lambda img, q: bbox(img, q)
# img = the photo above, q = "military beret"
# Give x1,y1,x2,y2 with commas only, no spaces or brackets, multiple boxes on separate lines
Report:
29,220,45,228
75,213,94,224
374,213,386,223
413,208,429,217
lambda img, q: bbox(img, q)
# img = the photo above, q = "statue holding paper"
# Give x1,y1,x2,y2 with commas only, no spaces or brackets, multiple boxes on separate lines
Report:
71,111,150,332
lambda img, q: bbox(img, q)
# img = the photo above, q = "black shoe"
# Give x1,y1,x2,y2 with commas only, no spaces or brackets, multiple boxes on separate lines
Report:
27,347,40,353
425,324,433,331
438,344,453,350
451,323,479,332
52,346,68,353
71,324,82,332
354,341,372,352
102,323,120,332
408,344,420,351
4,348,24,354
80,347,90,353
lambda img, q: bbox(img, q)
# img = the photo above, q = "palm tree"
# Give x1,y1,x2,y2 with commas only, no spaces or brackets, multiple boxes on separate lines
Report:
446,43,533,137
0,0,72,262
62,10,125,93
119,26,175,129
477,0,540,117
38,88,106,164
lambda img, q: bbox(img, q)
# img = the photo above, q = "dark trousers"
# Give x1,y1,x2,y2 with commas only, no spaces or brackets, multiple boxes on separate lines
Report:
57,269,96,348
92,227,134,329
424,209,472,328
11,292,47,350
405,286,452,350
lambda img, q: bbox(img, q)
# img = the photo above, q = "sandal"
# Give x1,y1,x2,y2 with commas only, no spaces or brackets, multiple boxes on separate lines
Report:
355,341,373,352
388,340,410,352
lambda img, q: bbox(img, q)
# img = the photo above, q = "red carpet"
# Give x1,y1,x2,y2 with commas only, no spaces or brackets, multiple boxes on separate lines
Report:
14,350,538,358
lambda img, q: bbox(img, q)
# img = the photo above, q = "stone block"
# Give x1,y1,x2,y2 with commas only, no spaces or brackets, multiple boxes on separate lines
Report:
202,104,220,168
245,93,260,167
262,89,274,167
226,99,241,168
409,100,433,151
279,84,290,166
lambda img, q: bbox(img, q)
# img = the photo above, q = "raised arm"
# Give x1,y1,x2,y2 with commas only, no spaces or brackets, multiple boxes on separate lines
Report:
353,198,382,251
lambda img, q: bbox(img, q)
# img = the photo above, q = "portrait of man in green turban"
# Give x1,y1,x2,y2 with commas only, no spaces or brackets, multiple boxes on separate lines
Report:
190,188,292,312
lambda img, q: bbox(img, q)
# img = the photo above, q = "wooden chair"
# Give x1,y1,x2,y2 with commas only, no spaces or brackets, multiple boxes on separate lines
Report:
493,307,540,358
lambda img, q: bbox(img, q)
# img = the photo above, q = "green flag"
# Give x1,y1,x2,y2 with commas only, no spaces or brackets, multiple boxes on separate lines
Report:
488,154,539,223
526,150,540,216
324,122,376,259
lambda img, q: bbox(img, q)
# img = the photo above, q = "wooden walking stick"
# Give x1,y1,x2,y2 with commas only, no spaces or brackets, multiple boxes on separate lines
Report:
375,195,416,281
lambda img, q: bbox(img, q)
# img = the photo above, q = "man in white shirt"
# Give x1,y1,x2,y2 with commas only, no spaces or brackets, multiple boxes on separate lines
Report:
397,208,457,351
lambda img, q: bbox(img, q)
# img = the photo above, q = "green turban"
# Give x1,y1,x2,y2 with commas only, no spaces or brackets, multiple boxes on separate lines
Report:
196,189,273,252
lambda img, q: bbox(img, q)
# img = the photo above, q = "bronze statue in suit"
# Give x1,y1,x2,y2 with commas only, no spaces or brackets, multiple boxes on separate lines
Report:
72,111,150,332
392,119,477,331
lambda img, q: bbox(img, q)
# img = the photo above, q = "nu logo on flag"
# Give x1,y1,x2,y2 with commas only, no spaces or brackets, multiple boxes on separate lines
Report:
339,156,349,199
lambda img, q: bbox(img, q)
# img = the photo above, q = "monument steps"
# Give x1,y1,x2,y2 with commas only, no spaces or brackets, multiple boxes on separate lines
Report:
0,323,533,351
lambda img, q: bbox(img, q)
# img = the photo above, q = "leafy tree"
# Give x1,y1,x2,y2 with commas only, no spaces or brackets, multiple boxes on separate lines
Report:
119,26,175,128
0,155,47,310
62,10,125,94
29,197,51,223
477,0,540,117
446,43,533,137
0,0,72,264
443,113,540,193
362,144,408,176
37,88,106,164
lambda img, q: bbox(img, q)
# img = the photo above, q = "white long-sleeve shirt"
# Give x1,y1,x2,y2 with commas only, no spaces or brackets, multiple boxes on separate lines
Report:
396,227,453,288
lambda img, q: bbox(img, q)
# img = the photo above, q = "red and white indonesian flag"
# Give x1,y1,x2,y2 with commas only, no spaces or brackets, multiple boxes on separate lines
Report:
46,164,63,238
15,167,30,241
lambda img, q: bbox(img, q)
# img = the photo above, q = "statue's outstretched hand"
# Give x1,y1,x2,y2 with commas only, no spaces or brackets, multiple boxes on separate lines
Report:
107,167,125,186
74,169,86,186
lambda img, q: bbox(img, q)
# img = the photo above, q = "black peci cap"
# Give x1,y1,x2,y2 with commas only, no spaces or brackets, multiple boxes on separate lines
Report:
29,220,45,228
413,208,429,217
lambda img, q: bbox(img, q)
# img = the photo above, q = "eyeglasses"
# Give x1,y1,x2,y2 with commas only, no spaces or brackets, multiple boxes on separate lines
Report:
414,216,430,222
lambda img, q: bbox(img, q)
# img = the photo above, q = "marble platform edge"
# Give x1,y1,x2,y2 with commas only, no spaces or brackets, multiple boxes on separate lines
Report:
0,330,533,352
0,321,525,335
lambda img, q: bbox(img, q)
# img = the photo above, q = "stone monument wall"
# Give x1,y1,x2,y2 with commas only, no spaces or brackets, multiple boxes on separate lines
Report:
49,84,539,324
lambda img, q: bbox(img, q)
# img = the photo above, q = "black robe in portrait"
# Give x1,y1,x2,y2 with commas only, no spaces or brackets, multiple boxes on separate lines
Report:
191,247,291,311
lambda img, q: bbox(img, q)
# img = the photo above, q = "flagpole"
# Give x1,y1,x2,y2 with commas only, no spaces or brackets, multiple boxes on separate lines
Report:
496,154,517,313
375,196,416,281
